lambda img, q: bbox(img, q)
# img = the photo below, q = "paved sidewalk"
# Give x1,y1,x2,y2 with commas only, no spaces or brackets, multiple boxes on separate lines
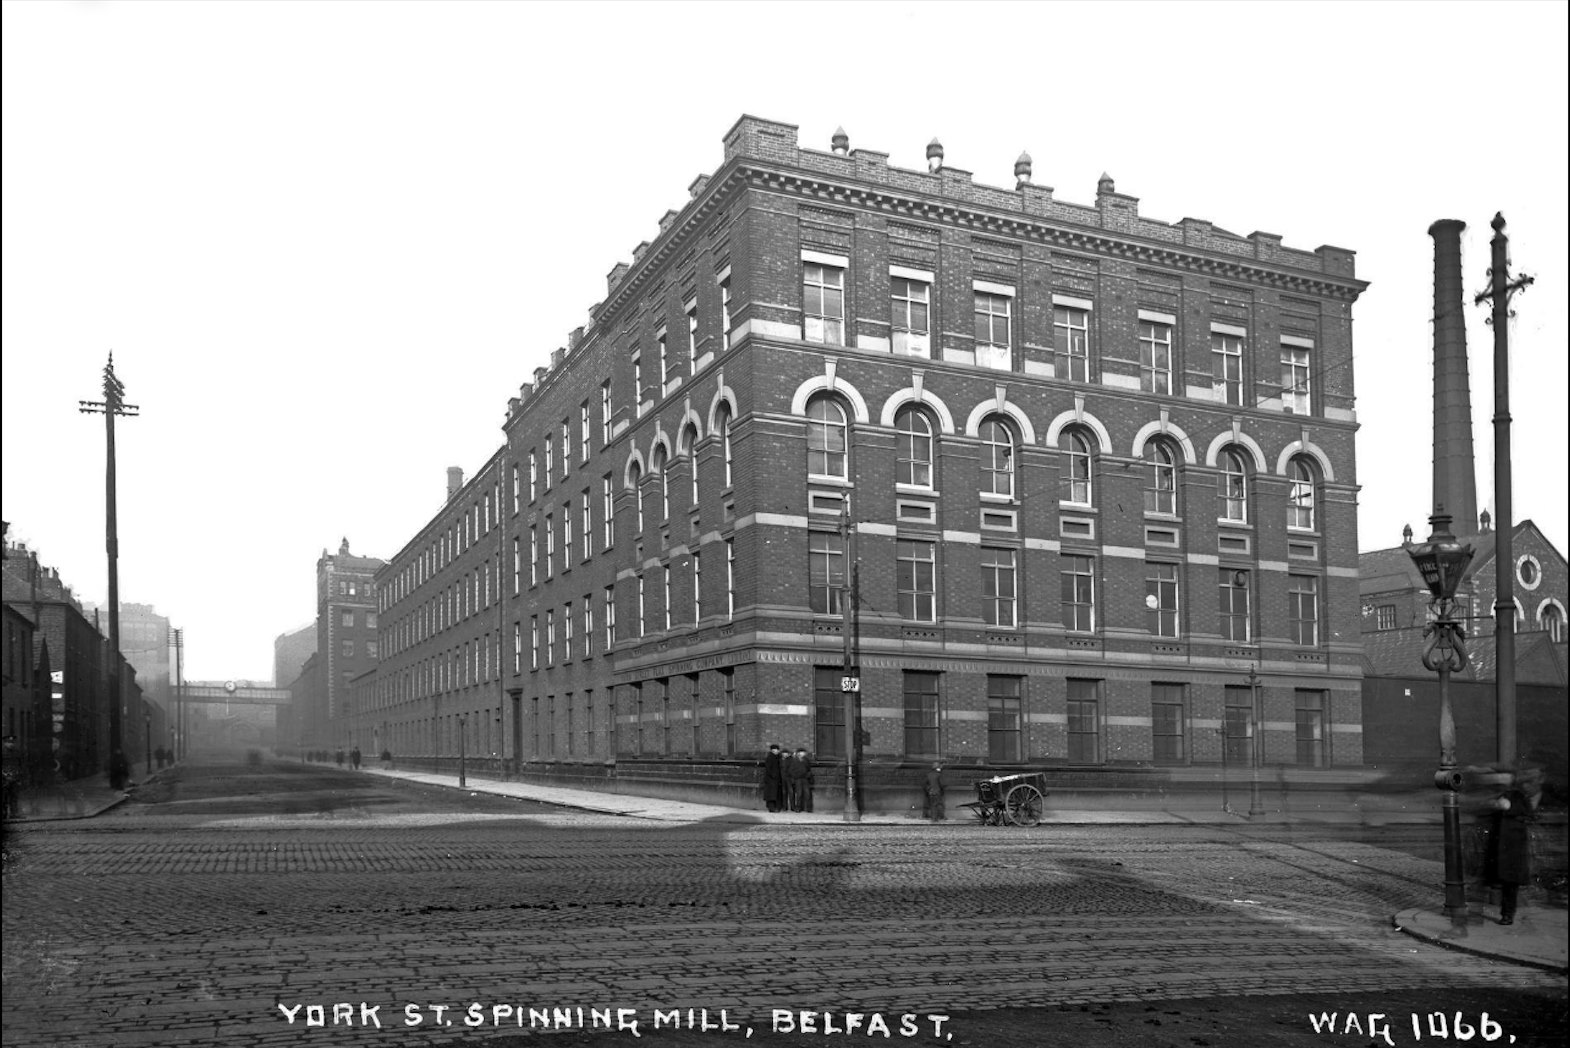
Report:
1394,905,1568,973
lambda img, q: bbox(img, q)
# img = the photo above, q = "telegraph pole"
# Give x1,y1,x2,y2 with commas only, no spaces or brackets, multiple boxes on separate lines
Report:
171,627,184,762
839,501,860,822
1473,214,1533,765
79,354,139,788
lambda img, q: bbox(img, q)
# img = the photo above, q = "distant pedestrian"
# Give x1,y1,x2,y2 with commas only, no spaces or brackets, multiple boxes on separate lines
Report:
350,747,361,770
924,763,946,822
2,736,21,819
785,748,814,813
335,748,345,768
761,744,786,812
1484,765,1542,925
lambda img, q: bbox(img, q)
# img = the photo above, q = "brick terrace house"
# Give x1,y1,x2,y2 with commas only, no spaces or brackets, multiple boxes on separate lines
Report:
367,117,1371,810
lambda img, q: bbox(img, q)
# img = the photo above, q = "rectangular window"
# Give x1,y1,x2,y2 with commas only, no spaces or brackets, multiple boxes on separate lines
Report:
1053,304,1091,382
544,515,554,578
580,401,592,461
809,532,846,615
903,670,940,756
1224,685,1253,765
719,273,733,352
633,354,643,406
814,666,846,758
1152,684,1185,763
341,640,353,657
581,490,593,561
545,609,555,666
582,596,593,657
1139,320,1173,395
342,610,354,628
530,616,539,671
601,475,616,548
987,675,1023,762
726,538,735,619
561,419,572,478
601,380,613,445
1066,679,1101,763
1061,555,1096,632
637,574,646,637
529,453,538,502
897,540,936,622
973,288,1012,370
691,551,702,622
686,298,698,367
544,435,553,491
1375,604,1397,631
1281,340,1312,415
662,566,672,631
604,585,616,648
563,602,573,662
1288,574,1320,645
657,327,669,387
512,537,521,595
980,547,1017,628
561,503,573,571
1211,329,1245,406
1295,689,1326,767
1219,569,1251,642
513,622,522,674
512,464,521,515
529,526,539,586
1146,562,1180,637
890,275,931,357
803,261,845,345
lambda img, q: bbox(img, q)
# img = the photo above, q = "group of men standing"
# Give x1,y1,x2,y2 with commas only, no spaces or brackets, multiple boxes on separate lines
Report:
760,744,814,813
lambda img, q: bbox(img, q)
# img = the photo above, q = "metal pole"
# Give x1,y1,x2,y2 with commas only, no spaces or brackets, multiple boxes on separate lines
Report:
144,713,151,777
458,713,467,788
840,503,859,823
1247,665,1266,816
1436,650,1467,918
1476,213,1531,765
172,628,183,762
1219,725,1231,814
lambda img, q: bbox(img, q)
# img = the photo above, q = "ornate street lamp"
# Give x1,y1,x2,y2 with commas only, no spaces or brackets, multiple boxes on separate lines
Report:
1404,512,1475,920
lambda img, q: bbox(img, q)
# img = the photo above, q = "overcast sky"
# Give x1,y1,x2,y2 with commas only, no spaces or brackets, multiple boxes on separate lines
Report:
3,1,1566,683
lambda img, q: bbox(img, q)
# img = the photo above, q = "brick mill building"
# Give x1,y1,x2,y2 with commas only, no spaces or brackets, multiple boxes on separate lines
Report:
362,116,1371,808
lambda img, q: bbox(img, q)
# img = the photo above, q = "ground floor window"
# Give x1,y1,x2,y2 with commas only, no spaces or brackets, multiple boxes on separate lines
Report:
1151,683,1185,763
1066,679,1101,764
903,671,940,756
1223,684,1253,765
987,675,1023,762
814,667,846,757
1295,689,1326,767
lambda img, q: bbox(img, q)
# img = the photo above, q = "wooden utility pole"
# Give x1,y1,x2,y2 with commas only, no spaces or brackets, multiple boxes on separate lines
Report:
79,354,138,788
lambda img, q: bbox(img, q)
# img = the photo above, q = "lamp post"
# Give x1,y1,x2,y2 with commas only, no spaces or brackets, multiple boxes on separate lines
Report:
144,712,151,778
838,502,860,823
1404,512,1475,920
1247,665,1267,817
457,713,467,789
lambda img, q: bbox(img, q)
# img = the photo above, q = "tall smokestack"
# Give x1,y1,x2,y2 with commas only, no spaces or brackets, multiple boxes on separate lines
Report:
1428,220,1479,535
446,466,464,502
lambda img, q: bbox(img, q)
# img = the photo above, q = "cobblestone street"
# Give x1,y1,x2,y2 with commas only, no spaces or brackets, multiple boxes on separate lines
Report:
2,762,1564,1047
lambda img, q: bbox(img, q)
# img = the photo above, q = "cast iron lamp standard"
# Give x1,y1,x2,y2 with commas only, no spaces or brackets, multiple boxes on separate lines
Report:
1247,665,1266,817
838,502,861,823
457,713,467,789
1404,513,1475,921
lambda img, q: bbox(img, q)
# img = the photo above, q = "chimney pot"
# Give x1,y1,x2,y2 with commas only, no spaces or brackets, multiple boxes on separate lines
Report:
447,467,465,501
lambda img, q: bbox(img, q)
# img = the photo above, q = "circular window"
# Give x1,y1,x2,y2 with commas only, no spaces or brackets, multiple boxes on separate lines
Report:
1517,555,1542,591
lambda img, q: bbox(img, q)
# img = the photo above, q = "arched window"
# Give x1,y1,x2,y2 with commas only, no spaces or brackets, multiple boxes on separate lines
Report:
807,396,848,479
716,406,733,488
1060,427,1094,506
979,416,1016,498
1144,440,1178,515
682,424,701,507
1288,456,1317,531
1218,448,1248,522
629,463,644,532
1542,604,1565,643
653,446,670,520
895,405,935,489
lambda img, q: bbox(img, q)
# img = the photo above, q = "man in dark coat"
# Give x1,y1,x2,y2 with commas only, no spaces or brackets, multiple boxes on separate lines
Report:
761,744,786,812
785,748,814,812
1485,766,1541,925
924,762,946,821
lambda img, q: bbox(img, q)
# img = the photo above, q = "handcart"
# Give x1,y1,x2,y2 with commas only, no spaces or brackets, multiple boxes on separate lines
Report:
961,772,1047,827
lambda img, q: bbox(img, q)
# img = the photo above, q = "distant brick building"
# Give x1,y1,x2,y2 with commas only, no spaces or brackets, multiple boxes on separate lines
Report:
369,117,1371,808
289,539,383,751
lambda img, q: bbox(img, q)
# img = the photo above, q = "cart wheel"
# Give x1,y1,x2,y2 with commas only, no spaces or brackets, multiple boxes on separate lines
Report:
1005,784,1043,827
